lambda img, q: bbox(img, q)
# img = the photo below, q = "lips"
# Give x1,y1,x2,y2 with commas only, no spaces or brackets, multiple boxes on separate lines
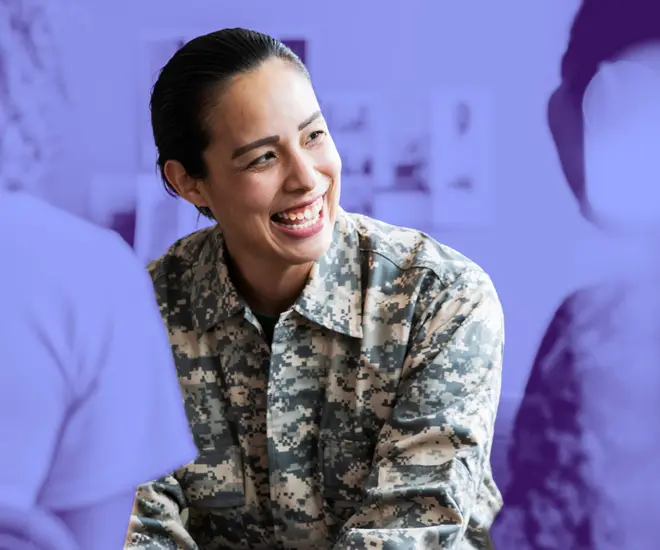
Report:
272,195,324,223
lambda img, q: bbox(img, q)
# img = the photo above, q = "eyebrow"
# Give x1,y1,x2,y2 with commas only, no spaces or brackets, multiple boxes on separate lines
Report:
231,110,323,160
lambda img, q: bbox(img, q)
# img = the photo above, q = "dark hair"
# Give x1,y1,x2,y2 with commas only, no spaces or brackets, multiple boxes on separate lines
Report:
150,28,310,219
550,0,660,223
561,0,660,101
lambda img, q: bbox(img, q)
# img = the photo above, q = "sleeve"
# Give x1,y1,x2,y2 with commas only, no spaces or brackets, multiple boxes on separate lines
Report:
332,268,504,549
124,476,198,549
0,273,69,510
37,234,199,513
493,291,594,549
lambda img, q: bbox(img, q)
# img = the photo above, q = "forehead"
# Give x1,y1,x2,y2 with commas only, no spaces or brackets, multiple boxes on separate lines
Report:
207,58,319,145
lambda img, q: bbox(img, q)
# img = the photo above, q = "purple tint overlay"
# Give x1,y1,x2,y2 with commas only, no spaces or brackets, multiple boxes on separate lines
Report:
0,191,197,549
494,283,660,548
5,0,660,547
492,292,596,549
109,209,137,247
547,0,660,227
491,1,660,547
281,39,308,65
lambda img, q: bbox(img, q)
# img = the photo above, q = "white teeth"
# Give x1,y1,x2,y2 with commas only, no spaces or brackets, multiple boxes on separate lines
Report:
275,214,321,230
274,196,324,223
272,198,323,230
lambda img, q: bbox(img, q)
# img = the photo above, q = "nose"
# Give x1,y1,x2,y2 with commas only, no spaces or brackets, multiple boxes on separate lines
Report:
283,150,318,193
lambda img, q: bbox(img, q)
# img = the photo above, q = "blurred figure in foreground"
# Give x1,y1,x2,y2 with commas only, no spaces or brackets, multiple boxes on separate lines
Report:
0,190,198,550
493,1,660,548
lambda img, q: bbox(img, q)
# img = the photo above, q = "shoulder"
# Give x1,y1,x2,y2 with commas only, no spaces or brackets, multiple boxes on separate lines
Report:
0,190,114,250
0,191,141,294
0,192,157,393
344,211,493,295
147,226,216,284
529,281,623,380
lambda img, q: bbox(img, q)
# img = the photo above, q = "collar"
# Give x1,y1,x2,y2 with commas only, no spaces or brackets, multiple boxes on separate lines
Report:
190,209,363,339
190,227,245,334
293,209,363,338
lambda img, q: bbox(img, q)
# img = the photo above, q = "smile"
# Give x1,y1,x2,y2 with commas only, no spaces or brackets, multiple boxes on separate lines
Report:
270,195,326,238
272,195,324,228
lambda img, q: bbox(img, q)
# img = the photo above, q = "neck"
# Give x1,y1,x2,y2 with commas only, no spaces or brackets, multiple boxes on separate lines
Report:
615,233,660,275
226,252,314,316
586,227,660,283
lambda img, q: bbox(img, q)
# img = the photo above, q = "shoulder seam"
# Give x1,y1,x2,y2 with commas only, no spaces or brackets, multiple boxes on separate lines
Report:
367,247,485,287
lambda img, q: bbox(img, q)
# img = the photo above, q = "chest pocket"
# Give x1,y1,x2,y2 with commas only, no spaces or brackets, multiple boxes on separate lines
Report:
178,444,245,508
320,437,376,523
176,443,248,549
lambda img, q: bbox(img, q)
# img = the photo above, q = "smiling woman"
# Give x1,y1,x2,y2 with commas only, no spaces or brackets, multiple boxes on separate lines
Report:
151,33,340,314
126,28,505,550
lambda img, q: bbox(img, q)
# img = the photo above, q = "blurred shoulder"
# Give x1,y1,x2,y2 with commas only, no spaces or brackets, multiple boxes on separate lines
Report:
0,190,141,284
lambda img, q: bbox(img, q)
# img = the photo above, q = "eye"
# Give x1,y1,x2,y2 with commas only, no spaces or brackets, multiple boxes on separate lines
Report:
306,130,326,144
246,151,276,169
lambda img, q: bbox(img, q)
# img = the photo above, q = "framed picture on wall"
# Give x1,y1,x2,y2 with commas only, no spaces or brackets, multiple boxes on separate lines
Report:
318,91,385,216
136,33,190,173
372,92,434,230
429,89,493,228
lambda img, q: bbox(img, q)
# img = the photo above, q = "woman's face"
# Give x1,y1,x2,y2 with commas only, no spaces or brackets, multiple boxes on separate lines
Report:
192,57,341,268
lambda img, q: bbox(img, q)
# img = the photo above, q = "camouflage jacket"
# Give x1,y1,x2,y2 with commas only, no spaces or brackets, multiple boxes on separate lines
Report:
125,210,504,550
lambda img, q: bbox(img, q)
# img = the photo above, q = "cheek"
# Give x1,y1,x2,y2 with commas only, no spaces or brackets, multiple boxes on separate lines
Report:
207,175,275,217
319,141,342,180
240,182,276,212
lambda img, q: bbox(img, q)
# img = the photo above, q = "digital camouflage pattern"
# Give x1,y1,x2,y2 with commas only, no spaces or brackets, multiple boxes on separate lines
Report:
124,209,504,550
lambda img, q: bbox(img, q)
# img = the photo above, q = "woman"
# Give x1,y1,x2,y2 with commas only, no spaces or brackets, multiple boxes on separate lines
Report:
125,28,504,550
492,1,660,548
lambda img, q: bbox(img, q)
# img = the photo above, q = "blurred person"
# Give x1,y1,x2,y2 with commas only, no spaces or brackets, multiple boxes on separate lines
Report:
124,28,505,550
492,1,660,548
0,189,198,550
0,4,197,548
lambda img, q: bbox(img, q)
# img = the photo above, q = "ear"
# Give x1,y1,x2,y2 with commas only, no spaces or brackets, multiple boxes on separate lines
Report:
163,160,210,209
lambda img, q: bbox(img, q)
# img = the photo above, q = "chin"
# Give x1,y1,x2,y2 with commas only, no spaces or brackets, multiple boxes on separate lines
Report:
279,222,334,266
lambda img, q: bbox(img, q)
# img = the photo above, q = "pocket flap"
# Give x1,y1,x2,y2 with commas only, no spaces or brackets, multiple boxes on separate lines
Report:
178,445,245,508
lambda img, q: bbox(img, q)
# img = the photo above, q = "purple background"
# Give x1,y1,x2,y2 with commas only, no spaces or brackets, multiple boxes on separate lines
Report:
3,0,660,547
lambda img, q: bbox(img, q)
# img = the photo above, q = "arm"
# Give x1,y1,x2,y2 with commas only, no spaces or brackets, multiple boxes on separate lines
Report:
334,269,504,549
496,289,602,549
0,228,198,550
125,477,198,550
25,232,199,550
122,258,198,550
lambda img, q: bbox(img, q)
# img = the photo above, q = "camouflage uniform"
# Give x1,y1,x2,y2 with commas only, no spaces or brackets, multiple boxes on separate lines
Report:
125,209,504,549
